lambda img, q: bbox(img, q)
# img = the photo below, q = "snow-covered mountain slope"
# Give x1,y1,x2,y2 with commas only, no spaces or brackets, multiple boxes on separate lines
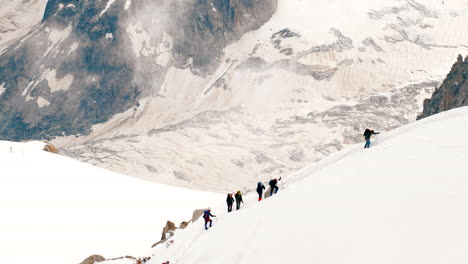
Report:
0,141,222,264
53,0,468,192
139,106,468,264
0,0,48,52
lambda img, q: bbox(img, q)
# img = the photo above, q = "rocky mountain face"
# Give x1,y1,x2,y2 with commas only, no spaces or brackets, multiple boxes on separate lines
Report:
418,54,468,119
0,0,277,140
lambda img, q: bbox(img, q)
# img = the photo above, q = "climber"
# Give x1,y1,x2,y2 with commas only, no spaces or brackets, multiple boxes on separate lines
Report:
256,182,266,201
269,178,281,196
235,191,243,210
363,128,380,148
203,208,216,230
226,193,235,212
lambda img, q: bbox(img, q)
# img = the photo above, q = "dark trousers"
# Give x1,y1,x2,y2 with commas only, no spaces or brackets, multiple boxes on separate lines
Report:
270,186,279,195
227,203,233,212
204,219,212,229
257,190,263,201
236,201,241,210
364,137,371,148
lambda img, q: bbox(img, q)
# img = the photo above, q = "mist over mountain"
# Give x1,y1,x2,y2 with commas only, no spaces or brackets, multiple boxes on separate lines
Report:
0,0,277,140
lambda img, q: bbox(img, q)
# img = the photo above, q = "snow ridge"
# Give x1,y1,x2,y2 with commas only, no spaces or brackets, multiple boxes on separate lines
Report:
144,107,468,264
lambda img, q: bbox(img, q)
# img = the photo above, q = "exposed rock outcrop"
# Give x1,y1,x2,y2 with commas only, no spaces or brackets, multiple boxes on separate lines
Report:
418,55,468,119
80,255,105,264
191,209,206,222
42,142,59,154
160,220,177,241
179,221,189,229
151,208,206,248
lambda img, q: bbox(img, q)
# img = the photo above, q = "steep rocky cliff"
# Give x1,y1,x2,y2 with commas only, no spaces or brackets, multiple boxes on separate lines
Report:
418,54,468,119
0,0,278,140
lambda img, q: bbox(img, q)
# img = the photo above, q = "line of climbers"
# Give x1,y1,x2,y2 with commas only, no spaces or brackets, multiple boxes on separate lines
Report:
226,191,244,212
163,128,381,263
203,177,283,231
204,128,380,230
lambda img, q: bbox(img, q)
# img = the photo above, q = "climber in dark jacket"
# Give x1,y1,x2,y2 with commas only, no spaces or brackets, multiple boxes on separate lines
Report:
256,182,266,201
235,191,243,210
203,209,216,230
269,178,281,196
363,128,380,148
226,193,234,212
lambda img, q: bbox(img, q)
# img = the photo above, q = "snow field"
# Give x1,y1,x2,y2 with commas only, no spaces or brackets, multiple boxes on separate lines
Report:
0,141,222,264
148,107,468,264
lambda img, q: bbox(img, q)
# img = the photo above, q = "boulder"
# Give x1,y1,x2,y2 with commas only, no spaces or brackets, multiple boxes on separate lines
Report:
161,221,177,240
191,209,206,222
42,142,59,154
179,221,189,229
80,255,105,264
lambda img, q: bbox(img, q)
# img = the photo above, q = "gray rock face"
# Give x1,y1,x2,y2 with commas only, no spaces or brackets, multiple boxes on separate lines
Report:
172,0,278,73
0,0,278,140
418,54,468,119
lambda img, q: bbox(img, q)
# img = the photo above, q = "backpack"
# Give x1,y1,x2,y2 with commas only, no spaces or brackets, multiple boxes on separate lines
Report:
269,179,275,187
227,194,234,204
363,129,370,137
203,210,210,219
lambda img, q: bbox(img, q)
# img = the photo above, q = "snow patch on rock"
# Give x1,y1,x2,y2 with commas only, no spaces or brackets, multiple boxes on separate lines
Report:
0,83,5,96
100,0,117,16
155,32,173,66
37,96,50,108
44,69,74,93
124,0,132,11
67,42,79,55
45,24,73,57
126,21,155,57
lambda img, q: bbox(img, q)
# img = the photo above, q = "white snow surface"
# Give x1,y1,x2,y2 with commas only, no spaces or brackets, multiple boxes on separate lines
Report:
125,0,132,11
36,96,50,107
126,21,155,57
44,69,74,92
144,107,468,264
101,0,118,16
0,82,5,96
0,141,222,264
0,0,48,52
44,24,73,57
68,41,79,55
